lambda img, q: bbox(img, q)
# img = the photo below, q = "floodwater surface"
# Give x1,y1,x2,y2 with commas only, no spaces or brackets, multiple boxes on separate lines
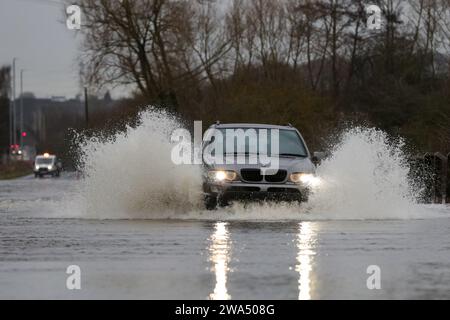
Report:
1,176,450,299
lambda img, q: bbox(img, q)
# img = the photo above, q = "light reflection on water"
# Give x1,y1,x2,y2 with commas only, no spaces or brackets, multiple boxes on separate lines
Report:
296,222,317,300
208,222,231,300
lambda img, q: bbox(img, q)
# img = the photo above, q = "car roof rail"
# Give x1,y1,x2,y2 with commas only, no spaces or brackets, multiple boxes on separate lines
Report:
215,120,220,125
286,123,293,127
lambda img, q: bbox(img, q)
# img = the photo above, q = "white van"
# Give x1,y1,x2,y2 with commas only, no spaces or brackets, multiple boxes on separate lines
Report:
33,153,62,178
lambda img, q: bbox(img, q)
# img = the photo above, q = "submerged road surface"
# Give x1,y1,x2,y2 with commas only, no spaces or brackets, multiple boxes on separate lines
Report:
1,174,450,299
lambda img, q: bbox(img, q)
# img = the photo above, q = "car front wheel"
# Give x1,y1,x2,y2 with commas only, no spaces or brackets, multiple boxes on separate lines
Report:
204,195,218,210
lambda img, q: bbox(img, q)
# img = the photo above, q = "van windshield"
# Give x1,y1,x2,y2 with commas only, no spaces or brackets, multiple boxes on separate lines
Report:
204,128,308,157
36,158,53,165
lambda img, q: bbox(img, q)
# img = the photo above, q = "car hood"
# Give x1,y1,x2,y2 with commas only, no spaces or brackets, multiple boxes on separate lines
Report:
204,156,316,174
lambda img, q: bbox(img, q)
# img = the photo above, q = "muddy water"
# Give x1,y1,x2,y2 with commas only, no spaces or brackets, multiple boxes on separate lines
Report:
1,176,450,299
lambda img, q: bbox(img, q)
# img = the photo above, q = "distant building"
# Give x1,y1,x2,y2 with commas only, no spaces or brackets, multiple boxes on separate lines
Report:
1,82,121,164
50,96,67,102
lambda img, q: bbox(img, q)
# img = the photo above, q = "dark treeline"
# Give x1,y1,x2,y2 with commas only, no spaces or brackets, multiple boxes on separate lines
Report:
77,0,450,152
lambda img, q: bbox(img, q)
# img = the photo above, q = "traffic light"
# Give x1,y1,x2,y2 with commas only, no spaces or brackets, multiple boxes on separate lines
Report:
21,132,27,137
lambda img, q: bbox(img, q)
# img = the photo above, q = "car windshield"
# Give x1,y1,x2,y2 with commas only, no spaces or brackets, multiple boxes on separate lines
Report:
204,128,308,157
36,158,53,165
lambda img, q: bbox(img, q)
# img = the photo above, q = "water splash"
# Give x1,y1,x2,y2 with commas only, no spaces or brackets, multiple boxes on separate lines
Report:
55,111,443,220
64,108,203,219
306,127,427,219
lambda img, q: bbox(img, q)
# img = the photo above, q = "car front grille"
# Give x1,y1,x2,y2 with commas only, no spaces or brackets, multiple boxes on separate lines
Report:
240,169,263,182
240,169,287,183
228,186,261,192
265,170,287,183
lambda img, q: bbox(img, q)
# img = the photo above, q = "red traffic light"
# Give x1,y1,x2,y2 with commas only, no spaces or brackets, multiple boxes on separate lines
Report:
21,132,27,137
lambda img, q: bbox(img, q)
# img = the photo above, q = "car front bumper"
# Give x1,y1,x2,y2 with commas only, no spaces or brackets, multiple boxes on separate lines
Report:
204,181,309,204
34,168,57,174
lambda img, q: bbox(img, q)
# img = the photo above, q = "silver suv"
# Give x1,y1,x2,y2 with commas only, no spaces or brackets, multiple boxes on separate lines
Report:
202,123,317,209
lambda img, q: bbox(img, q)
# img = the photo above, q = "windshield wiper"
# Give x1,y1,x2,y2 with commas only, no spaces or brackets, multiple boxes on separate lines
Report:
223,152,307,158
278,153,308,158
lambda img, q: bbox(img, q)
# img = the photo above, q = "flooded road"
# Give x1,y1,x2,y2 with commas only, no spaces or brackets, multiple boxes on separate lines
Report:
1,175,450,299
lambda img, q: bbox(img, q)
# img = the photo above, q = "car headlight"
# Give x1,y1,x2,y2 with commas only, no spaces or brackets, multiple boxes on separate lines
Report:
207,170,237,182
48,165,53,170
290,173,321,186
35,165,39,170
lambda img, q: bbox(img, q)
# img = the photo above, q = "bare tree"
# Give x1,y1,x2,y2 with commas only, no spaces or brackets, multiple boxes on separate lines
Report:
78,0,230,110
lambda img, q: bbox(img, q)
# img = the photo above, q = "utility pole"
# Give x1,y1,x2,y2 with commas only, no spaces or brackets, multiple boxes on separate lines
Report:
9,73,13,149
12,58,17,147
84,86,89,127
20,69,24,149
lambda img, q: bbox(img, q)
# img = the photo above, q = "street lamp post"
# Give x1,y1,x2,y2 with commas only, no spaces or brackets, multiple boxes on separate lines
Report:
20,69,24,149
12,58,17,147
9,78,13,149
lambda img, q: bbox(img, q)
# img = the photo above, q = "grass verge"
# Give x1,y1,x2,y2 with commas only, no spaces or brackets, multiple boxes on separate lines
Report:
0,161,33,180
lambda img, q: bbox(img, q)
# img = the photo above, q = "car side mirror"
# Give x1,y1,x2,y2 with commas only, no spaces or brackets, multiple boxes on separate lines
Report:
312,151,326,165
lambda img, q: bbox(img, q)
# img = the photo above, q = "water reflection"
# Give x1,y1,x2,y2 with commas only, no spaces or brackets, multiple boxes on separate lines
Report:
296,222,317,300
208,222,232,300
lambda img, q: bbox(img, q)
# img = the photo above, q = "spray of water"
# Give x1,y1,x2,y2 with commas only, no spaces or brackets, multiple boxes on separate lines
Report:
306,127,427,219
58,109,440,220
65,109,203,219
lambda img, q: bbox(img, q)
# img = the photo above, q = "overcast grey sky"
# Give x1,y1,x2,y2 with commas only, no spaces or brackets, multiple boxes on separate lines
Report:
0,0,81,98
